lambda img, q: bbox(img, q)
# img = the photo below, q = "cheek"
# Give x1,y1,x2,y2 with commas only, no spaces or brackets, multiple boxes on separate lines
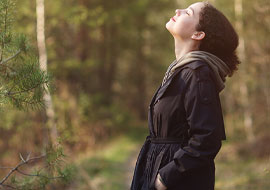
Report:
173,20,196,37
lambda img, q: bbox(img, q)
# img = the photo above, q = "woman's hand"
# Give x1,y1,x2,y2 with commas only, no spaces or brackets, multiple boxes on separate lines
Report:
155,173,167,190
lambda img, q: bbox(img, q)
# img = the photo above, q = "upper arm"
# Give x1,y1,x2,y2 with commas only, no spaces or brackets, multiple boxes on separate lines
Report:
158,65,226,188
183,65,225,148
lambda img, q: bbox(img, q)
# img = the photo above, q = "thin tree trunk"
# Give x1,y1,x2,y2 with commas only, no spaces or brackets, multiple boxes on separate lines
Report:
136,35,147,119
235,0,255,142
261,57,270,124
36,0,58,146
134,14,147,120
106,24,117,102
77,0,91,62
98,21,117,104
98,24,109,102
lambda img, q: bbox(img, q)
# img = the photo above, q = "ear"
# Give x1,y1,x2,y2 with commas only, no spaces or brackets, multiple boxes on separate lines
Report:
191,31,205,41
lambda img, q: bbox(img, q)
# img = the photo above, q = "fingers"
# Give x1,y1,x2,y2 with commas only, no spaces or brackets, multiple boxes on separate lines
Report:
154,174,167,190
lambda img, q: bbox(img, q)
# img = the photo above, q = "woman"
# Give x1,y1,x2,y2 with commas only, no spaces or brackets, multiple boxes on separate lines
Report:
130,1,239,190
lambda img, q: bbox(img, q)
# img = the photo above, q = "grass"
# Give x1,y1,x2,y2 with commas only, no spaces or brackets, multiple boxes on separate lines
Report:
215,142,270,190
69,125,148,190
67,126,270,190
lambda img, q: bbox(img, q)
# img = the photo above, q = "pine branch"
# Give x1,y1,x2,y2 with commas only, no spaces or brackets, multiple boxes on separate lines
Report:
3,80,46,96
0,183,16,189
7,95,44,110
0,149,69,189
0,154,46,185
0,50,21,65
0,1,51,110
16,169,64,180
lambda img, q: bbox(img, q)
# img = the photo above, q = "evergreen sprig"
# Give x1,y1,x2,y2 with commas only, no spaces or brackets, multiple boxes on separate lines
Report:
0,0,50,111
0,143,75,190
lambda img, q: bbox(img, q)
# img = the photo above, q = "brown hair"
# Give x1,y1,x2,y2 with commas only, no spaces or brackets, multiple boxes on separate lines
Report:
196,1,240,76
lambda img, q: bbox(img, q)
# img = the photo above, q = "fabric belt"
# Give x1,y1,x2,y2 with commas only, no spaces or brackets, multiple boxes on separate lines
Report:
149,137,183,144
145,135,184,188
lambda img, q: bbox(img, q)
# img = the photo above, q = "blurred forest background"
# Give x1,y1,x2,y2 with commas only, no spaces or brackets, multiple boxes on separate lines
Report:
0,0,269,189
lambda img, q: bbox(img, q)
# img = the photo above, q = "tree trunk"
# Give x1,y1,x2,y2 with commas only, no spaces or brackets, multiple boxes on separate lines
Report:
106,24,118,102
77,0,91,62
260,57,270,125
98,16,118,105
234,0,255,142
136,32,147,119
133,14,147,120
98,23,110,103
36,0,58,146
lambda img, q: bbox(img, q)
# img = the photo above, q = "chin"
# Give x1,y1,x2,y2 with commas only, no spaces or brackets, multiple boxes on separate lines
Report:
166,24,175,36
165,21,172,31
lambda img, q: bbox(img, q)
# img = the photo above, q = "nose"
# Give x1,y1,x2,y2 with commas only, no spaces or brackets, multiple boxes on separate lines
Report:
175,9,182,16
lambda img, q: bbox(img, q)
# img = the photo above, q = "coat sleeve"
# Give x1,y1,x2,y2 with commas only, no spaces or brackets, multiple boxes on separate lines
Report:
158,65,225,188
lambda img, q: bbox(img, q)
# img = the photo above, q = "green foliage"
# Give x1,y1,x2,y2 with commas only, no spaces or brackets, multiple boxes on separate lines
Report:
0,0,50,111
57,164,76,184
15,34,29,53
1,143,75,190
1,58,51,110
45,142,66,172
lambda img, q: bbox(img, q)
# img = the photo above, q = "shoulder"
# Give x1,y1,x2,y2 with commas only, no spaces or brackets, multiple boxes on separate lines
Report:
182,60,207,70
178,60,212,83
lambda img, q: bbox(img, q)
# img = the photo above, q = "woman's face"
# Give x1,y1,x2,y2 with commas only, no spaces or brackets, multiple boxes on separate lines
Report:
166,2,204,40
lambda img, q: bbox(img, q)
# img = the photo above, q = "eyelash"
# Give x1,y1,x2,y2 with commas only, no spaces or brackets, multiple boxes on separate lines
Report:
186,11,190,15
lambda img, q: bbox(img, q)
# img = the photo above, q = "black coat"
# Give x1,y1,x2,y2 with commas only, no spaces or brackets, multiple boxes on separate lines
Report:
130,60,226,190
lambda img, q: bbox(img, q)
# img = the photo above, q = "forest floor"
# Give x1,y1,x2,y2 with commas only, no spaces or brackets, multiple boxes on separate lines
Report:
67,126,270,190
215,140,270,190
66,124,147,190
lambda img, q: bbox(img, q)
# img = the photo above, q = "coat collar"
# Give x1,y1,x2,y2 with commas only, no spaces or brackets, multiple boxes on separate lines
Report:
150,60,207,107
151,68,182,106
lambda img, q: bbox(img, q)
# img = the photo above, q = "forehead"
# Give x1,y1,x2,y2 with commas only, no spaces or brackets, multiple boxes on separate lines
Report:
189,2,204,16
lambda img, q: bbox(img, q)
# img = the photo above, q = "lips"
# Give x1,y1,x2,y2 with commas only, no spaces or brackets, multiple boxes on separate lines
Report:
171,17,176,22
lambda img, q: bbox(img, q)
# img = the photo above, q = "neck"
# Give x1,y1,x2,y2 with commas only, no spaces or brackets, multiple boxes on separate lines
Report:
174,37,199,61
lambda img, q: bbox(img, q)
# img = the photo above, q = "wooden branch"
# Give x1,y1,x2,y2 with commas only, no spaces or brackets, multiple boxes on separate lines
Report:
7,83,43,96
0,154,45,186
0,50,22,65
0,152,64,189
0,183,16,189
16,168,64,179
